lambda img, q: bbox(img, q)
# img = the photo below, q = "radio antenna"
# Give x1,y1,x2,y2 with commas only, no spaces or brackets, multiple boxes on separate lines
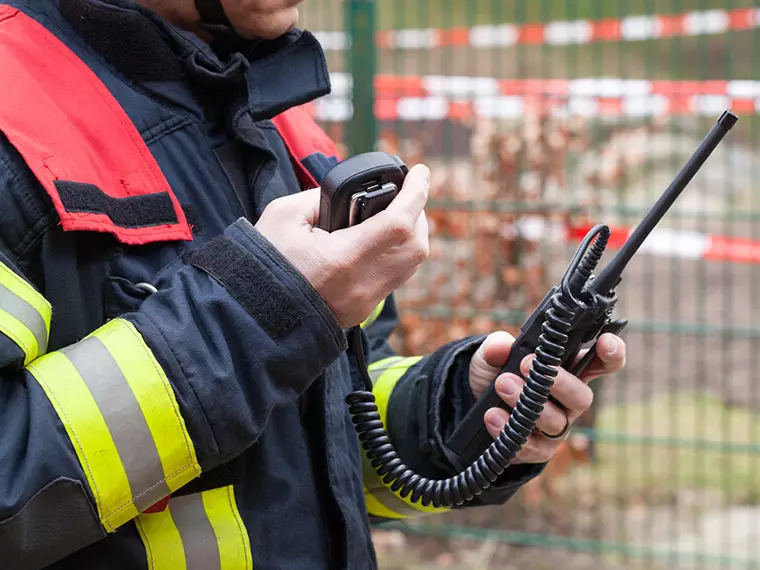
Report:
591,110,738,297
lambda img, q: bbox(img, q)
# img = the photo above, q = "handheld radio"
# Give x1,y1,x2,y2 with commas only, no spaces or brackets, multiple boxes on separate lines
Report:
317,110,738,508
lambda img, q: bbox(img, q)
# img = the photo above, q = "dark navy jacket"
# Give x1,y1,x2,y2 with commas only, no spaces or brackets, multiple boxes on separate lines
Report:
0,1,544,568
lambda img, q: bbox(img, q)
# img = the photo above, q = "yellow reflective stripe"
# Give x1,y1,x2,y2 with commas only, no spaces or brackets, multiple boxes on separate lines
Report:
360,298,386,329
137,486,253,570
0,262,51,325
361,446,431,519
202,486,253,570
368,356,404,385
363,489,406,520
28,318,201,532
0,261,51,363
96,319,201,494
362,356,451,518
370,356,422,425
0,307,38,365
136,507,186,570
28,351,138,530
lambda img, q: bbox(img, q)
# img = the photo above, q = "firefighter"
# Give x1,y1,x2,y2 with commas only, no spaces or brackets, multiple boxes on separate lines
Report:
0,0,626,568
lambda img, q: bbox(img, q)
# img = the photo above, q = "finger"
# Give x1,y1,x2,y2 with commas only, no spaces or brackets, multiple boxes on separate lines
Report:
520,355,593,420
471,331,515,373
386,260,423,293
483,407,562,464
296,188,323,226
469,331,516,396
375,212,430,290
349,164,431,254
413,209,430,258
515,435,562,465
384,163,431,223
483,406,510,440
477,331,516,369
494,373,569,437
577,333,627,382
265,187,322,226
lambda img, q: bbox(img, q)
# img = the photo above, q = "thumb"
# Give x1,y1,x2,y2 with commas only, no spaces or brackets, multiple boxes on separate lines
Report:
469,331,515,395
345,163,431,255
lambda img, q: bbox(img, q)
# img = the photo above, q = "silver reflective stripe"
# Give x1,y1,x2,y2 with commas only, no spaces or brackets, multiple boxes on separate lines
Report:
369,356,404,386
362,452,426,518
62,336,170,512
0,281,48,355
170,493,222,570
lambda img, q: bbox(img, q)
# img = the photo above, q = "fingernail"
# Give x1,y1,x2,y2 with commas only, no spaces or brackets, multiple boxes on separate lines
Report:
606,337,619,356
498,376,518,397
486,411,505,430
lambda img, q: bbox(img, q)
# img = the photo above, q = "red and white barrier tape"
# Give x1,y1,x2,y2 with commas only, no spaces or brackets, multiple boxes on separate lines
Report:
328,73,760,99
567,224,760,265
312,7,759,51
308,93,759,121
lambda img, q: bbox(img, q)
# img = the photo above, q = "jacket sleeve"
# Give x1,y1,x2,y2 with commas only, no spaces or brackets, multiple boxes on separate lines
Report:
358,295,546,522
0,218,347,569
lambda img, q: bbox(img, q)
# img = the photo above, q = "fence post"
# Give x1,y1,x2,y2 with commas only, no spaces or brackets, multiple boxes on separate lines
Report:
344,0,376,155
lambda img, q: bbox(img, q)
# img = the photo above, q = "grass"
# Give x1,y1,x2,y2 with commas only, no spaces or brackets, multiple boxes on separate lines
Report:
569,392,760,504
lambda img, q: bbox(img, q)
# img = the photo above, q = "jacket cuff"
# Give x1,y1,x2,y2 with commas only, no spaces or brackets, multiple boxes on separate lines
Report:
388,334,545,503
189,217,347,353
436,336,547,496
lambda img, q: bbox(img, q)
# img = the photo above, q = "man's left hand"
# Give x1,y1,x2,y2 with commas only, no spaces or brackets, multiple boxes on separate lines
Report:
468,330,626,465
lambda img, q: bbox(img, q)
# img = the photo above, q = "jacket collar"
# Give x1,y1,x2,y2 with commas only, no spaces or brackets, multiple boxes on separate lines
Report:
58,0,331,120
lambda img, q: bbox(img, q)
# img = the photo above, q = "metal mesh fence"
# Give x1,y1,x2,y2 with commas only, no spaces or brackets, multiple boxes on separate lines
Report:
299,1,760,568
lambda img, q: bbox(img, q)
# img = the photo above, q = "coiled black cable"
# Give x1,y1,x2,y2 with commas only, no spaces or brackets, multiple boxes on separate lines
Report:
345,224,611,509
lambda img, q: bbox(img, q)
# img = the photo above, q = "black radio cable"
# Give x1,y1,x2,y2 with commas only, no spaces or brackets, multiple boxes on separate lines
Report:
344,225,611,508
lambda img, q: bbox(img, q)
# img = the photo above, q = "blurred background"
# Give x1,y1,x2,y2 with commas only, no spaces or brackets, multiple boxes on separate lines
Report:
298,1,760,568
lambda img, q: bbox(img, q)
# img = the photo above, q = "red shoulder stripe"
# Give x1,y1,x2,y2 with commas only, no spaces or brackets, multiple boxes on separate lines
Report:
0,5,192,245
271,104,341,189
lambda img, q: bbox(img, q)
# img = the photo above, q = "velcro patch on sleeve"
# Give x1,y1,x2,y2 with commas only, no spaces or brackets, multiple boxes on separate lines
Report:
188,235,306,338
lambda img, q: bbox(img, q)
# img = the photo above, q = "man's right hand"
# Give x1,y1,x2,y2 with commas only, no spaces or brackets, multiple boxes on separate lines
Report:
254,164,431,329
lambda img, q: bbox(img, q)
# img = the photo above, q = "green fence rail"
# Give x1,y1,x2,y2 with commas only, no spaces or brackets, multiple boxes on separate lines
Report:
299,1,760,568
